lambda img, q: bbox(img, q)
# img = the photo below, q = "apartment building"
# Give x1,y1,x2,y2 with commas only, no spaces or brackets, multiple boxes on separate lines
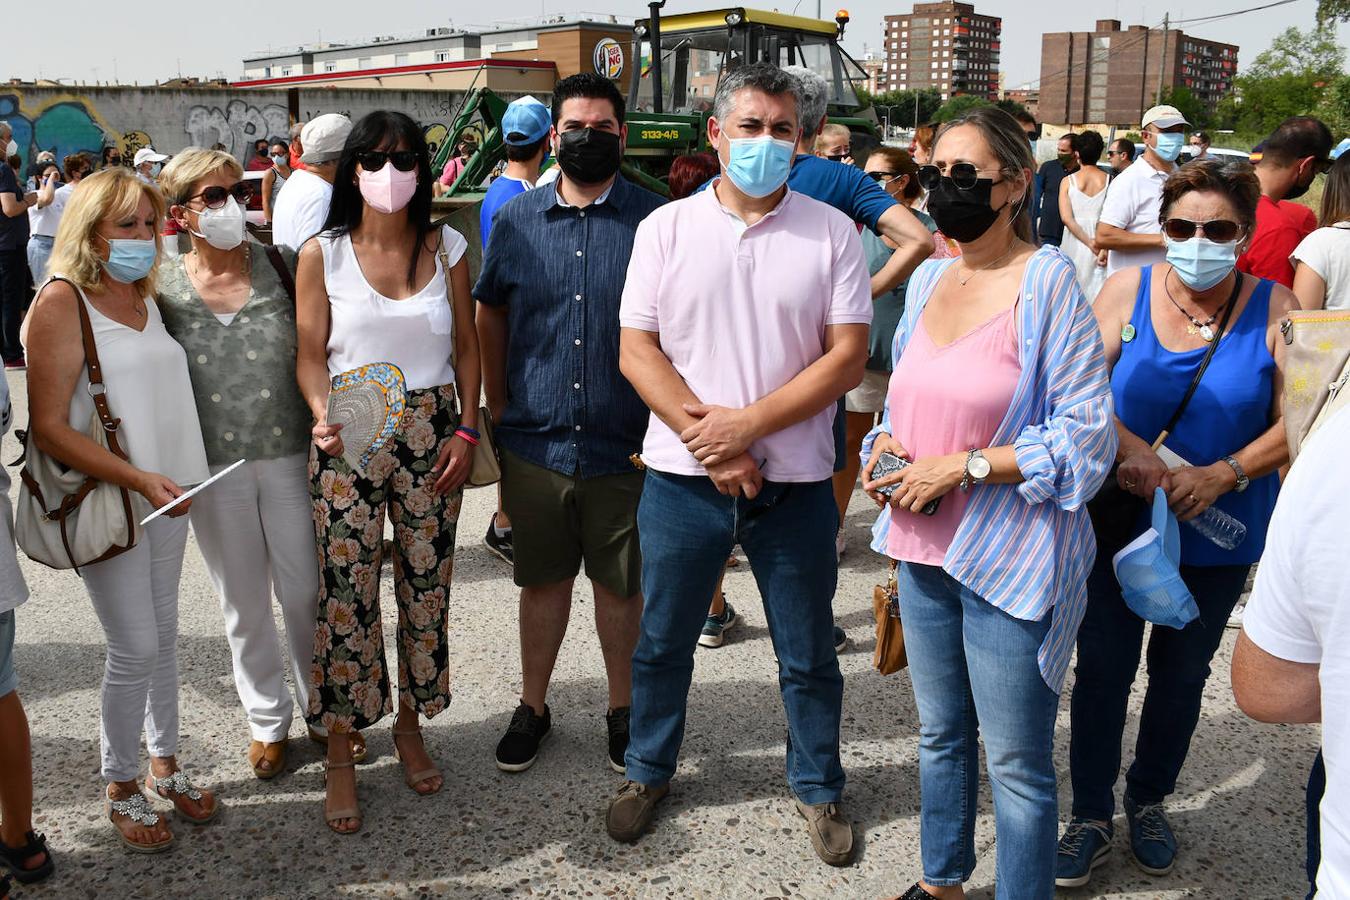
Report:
880,2,1001,101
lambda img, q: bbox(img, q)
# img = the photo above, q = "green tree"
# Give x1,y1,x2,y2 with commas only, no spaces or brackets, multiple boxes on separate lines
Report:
1320,0,1350,23
933,94,995,123
1158,86,1208,129
1226,27,1345,136
996,99,1030,119
870,89,943,128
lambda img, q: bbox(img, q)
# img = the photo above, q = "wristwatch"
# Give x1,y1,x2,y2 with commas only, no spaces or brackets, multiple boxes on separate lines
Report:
962,449,991,492
1221,454,1249,493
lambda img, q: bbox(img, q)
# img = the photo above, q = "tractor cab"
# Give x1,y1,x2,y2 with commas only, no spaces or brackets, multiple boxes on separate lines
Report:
627,7,870,118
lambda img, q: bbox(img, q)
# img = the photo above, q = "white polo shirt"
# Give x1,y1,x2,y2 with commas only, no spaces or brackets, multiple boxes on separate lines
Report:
1244,406,1350,899
1099,156,1174,277
272,169,333,253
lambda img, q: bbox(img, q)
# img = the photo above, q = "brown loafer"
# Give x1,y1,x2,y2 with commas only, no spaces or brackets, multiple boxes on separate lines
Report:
307,726,367,763
247,739,288,780
795,799,855,866
606,780,668,843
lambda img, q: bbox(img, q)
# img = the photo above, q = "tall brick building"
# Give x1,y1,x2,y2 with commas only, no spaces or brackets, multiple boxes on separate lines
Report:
881,2,1001,101
1038,19,1237,127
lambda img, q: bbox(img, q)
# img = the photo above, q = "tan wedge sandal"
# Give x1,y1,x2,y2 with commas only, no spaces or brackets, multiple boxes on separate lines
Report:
392,725,443,795
323,760,362,834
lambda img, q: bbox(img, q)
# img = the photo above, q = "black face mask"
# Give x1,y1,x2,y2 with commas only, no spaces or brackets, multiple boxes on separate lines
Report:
1285,172,1314,201
556,127,622,185
925,175,1008,243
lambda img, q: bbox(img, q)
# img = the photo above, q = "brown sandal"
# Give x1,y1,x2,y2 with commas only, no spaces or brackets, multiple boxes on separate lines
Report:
247,739,288,780
307,726,367,763
323,761,362,834
392,726,442,795
105,791,174,854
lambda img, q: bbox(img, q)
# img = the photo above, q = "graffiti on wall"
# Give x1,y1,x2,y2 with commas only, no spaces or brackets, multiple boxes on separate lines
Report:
184,100,289,159
0,94,110,172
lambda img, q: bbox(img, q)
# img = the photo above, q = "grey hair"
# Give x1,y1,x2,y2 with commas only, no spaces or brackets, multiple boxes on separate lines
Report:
712,62,802,127
782,65,828,139
289,122,304,140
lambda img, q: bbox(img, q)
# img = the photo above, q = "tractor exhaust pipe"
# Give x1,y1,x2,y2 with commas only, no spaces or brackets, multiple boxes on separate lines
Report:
649,0,666,113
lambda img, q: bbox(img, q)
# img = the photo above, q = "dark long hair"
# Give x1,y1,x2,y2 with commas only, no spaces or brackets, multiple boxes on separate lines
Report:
322,110,435,290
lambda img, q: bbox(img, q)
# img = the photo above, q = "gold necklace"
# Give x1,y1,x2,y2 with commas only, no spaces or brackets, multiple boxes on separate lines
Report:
957,239,1018,286
190,242,250,278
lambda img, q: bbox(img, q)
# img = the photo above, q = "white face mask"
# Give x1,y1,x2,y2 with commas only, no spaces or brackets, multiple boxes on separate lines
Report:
4,140,15,158
189,196,246,250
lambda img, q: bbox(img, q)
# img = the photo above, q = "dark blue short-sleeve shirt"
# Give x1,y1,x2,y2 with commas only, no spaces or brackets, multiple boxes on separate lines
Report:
474,176,665,478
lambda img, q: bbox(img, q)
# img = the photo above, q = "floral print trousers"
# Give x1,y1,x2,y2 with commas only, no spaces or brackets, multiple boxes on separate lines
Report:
306,384,462,733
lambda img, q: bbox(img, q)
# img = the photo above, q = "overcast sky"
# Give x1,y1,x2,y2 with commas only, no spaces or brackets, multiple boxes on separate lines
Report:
4,0,1345,90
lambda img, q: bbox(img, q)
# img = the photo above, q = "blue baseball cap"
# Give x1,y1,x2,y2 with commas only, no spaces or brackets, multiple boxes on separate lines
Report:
501,96,551,146
1112,487,1198,630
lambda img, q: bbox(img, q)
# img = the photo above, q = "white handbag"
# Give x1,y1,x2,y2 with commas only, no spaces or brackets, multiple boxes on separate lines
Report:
15,278,142,570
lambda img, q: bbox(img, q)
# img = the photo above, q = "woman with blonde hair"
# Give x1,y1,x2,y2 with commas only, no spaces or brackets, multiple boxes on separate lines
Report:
156,148,349,781
22,167,216,853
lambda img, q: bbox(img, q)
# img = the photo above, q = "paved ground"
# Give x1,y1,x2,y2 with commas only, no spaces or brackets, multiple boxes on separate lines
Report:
3,369,1318,900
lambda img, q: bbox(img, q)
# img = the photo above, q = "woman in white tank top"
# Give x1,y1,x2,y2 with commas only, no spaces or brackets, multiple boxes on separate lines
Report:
295,111,481,835
1057,131,1111,303
22,168,216,854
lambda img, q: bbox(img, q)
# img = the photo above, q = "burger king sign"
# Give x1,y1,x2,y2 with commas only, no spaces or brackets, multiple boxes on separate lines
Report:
593,38,625,80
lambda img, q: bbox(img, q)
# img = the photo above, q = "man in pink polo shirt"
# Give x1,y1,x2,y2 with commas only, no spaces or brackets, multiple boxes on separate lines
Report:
608,63,871,866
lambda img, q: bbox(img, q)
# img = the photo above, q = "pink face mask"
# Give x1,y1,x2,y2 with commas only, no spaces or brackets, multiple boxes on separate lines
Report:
357,163,418,214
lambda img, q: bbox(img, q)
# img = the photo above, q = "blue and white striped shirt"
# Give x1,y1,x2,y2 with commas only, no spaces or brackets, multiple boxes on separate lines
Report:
862,246,1117,692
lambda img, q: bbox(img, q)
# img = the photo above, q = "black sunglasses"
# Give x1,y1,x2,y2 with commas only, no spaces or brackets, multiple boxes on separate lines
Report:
184,181,253,209
917,163,1000,192
867,171,903,182
357,150,419,173
1161,217,1244,243
826,152,850,162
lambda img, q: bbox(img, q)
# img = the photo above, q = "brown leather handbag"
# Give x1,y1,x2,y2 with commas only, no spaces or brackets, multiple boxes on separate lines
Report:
873,562,907,675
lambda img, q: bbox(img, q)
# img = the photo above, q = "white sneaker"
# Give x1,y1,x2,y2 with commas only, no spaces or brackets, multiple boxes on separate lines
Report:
1227,602,1246,629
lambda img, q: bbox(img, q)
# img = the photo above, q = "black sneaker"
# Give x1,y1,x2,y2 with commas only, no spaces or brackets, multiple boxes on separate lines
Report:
606,707,630,774
483,514,513,565
495,702,550,772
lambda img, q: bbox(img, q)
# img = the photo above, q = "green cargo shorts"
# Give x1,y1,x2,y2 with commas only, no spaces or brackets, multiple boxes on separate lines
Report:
500,447,644,598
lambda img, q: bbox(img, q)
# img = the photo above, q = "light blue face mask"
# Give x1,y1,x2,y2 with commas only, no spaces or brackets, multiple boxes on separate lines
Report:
100,236,157,283
1112,487,1199,629
1164,235,1238,291
1152,132,1184,162
723,135,796,199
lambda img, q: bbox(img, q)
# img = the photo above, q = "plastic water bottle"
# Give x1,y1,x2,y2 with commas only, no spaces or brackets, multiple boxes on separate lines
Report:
1185,506,1247,550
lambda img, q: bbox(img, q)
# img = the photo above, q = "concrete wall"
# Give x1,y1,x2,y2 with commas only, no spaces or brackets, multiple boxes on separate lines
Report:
0,84,524,173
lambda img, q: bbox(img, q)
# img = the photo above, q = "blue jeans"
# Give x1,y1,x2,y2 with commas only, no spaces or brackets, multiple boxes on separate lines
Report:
1069,556,1248,821
26,234,53,285
896,563,1059,899
625,470,844,804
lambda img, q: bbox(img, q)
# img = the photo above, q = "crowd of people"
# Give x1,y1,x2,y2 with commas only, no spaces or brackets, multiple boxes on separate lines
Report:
0,61,1347,900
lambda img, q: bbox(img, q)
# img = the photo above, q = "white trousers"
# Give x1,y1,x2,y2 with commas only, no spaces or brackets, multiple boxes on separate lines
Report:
82,516,190,783
189,454,319,742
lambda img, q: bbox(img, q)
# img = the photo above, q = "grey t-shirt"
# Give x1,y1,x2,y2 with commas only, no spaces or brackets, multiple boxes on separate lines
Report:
157,246,312,465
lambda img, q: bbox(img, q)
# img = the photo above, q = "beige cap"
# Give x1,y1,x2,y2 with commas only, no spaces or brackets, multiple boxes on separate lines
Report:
1142,105,1189,130
299,114,353,164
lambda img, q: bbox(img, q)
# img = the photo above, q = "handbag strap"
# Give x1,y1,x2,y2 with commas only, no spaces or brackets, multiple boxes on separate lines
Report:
1151,271,1243,450
43,277,131,463
262,244,296,301
435,229,457,371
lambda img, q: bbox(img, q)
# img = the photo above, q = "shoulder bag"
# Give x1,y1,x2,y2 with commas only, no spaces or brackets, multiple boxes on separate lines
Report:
1088,272,1241,553
15,278,141,570
1282,308,1350,463
437,235,501,488
873,561,907,675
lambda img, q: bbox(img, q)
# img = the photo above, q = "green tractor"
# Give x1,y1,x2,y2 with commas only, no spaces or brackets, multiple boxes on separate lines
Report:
429,6,876,250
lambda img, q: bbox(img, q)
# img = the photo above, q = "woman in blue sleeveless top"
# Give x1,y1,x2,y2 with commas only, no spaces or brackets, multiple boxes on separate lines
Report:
1056,160,1298,888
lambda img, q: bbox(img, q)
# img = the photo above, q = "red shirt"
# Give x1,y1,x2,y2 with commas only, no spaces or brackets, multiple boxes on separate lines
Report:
1238,194,1317,287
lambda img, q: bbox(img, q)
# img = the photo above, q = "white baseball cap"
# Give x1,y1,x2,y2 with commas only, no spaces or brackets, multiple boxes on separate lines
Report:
1142,105,1189,130
133,147,169,167
300,114,353,164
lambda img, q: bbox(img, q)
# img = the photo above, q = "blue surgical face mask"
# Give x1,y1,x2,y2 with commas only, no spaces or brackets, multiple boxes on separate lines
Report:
1165,235,1237,291
99,235,157,283
1152,132,1184,162
722,135,796,199
271,154,287,167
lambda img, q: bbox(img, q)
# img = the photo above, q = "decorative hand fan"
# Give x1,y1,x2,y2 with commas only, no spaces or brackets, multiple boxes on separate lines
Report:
326,363,407,477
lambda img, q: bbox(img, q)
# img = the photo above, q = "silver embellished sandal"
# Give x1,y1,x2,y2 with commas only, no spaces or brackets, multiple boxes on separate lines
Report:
105,792,174,854
145,771,219,824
